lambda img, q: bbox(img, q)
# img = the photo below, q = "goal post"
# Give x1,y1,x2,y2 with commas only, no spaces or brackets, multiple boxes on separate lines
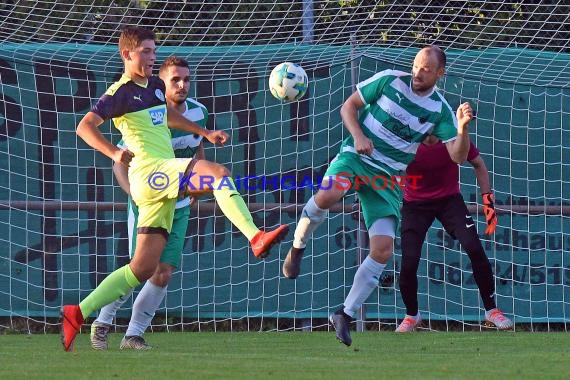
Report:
1,1,569,333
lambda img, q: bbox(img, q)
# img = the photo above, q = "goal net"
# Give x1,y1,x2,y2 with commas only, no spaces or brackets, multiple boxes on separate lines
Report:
1,1,569,333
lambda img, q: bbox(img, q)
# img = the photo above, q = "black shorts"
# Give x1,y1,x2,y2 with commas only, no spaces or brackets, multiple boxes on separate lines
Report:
401,193,476,241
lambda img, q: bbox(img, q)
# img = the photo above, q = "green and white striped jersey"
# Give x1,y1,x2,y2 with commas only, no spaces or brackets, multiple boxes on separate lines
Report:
340,69,458,175
170,97,208,158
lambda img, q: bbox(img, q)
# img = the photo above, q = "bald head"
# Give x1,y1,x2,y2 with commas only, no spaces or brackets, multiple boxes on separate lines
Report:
411,45,446,96
420,45,446,69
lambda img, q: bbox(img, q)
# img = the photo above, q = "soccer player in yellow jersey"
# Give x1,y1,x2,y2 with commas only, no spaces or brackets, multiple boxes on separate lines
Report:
61,26,288,351
90,56,209,351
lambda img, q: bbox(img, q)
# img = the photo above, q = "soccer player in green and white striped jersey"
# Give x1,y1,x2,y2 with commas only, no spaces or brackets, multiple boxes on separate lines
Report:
282,46,474,346
90,57,208,350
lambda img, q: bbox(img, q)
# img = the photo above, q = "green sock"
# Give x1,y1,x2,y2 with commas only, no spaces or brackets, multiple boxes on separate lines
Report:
212,177,259,240
79,264,140,319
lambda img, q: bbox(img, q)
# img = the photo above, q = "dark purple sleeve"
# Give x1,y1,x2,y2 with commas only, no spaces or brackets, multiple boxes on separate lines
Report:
151,76,166,93
91,93,125,120
467,142,480,161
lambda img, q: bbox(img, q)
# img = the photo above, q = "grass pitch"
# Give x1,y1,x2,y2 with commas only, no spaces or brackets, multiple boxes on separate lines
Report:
1,331,568,379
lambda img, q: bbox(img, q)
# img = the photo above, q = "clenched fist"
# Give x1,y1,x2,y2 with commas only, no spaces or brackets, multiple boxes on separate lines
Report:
114,148,134,167
205,130,230,147
456,102,474,128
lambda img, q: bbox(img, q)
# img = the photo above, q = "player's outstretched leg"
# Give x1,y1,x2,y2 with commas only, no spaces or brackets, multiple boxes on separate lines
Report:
282,246,305,279
250,224,290,258
283,194,331,278
60,305,84,352
212,181,289,258
329,308,353,347
185,160,289,259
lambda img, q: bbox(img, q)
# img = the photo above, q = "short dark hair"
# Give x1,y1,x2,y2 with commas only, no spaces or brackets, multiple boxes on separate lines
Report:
159,56,190,75
118,26,155,52
425,45,447,68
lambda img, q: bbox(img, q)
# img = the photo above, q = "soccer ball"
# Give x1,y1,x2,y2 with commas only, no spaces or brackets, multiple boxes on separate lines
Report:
268,62,308,102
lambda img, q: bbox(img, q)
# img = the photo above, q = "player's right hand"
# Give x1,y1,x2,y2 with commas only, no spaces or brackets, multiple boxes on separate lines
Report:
205,130,229,147
114,148,134,167
353,135,374,155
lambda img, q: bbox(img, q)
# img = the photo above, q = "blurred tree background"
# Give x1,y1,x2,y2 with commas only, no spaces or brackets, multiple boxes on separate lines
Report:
0,0,567,52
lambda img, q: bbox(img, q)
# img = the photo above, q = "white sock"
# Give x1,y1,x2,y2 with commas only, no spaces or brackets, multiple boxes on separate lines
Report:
125,281,167,337
95,288,134,325
293,196,328,249
343,256,386,317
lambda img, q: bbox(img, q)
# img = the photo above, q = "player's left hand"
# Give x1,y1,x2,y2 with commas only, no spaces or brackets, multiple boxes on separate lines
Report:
482,192,497,235
456,102,474,127
205,130,229,146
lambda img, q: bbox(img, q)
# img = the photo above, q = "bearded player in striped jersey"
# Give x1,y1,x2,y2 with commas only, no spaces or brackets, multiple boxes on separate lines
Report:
282,46,473,346
89,56,206,350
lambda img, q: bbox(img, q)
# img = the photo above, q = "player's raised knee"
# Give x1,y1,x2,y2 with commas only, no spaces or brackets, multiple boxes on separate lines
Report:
212,162,231,179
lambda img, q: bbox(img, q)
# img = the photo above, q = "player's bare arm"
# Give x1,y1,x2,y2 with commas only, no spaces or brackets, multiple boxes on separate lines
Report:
167,106,229,146
194,142,205,161
471,153,498,235
445,102,472,164
203,130,229,147
189,142,206,205
76,111,134,166
166,105,207,135
112,162,131,196
469,154,492,194
340,92,374,155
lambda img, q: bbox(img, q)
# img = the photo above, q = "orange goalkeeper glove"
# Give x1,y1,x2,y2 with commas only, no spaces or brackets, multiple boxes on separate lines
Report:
482,192,497,235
